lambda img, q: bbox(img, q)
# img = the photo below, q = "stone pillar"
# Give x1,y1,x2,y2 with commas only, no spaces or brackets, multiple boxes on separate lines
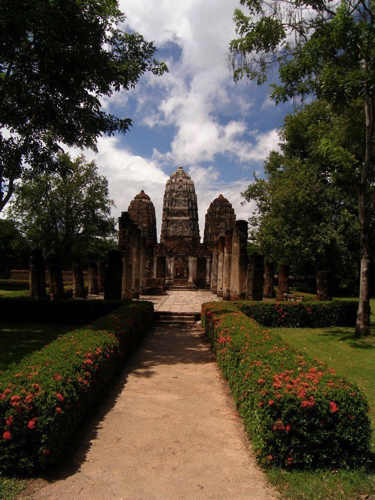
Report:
210,242,219,293
188,256,197,287
277,264,290,301
263,261,275,299
46,254,64,300
146,243,155,280
166,256,174,286
72,260,86,298
97,261,105,293
140,235,147,294
88,262,99,295
29,249,47,299
216,236,225,297
230,220,248,300
223,231,232,300
131,226,141,299
247,253,264,301
121,247,133,300
205,257,211,289
316,270,332,301
118,212,134,300
104,250,122,300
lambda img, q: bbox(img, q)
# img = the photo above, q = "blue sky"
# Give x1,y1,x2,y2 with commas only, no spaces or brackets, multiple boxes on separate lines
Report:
74,0,295,239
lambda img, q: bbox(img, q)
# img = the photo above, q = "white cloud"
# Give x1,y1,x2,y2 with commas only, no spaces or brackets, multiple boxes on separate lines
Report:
115,0,277,168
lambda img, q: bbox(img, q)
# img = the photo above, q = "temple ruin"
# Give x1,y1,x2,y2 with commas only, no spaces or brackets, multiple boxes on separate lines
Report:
117,166,253,300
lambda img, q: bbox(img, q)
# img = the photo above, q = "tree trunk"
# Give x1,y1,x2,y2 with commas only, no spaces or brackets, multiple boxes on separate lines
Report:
29,249,47,299
316,270,332,301
355,94,374,337
355,185,371,337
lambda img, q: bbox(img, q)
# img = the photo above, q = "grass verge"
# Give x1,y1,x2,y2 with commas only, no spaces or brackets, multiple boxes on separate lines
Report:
0,476,27,500
267,299,374,499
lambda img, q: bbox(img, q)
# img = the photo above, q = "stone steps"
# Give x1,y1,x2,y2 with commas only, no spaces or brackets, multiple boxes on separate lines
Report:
154,311,200,325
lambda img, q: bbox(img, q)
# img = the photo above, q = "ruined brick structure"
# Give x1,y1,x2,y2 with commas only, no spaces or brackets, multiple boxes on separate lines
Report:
203,194,236,250
118,166,252,299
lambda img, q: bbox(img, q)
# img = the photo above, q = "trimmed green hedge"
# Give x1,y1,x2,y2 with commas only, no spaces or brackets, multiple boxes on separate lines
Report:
202,302,371,470
0,280,29,291
0,298,127,323
0,301,153,473
237,300,357,328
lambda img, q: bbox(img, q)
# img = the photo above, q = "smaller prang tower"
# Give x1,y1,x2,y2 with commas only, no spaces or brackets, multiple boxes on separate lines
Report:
203,194,236,249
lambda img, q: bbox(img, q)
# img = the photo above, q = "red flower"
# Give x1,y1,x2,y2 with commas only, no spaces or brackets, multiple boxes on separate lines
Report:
56,393,64,402
287,457,293,465
3,431,12,441
268,400,274,406
330,402,339,413
28,417,37,429
56,407,62,413
5,416,13,426
285,423,291,432
43,449,50,456
257,378,265,385
268,455,273,460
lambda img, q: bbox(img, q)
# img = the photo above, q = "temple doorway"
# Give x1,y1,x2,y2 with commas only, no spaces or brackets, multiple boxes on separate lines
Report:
196,257,207,288
174,257,188,279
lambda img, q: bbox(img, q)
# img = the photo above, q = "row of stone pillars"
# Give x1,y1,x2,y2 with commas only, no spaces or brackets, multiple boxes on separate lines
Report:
210,220,249,300
118,212,153,299
29,250,109,300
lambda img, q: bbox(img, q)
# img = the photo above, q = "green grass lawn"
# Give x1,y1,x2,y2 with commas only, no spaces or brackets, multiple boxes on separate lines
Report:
0,321,82,372
267,299,375,500
0,290,29,298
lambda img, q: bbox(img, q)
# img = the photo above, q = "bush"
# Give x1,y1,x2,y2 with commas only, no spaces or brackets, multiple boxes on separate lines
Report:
0,280,29,291
0,301,153,473
237,300,358,328
0,297,127,323
202,302,371,470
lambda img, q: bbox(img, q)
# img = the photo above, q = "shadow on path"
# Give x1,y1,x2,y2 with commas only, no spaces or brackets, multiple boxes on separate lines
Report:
40,324,213,482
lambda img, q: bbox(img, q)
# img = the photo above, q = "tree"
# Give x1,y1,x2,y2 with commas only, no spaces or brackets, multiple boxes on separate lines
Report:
7,152,116,272
230,0,375,336
0,220,30,276
0,0,167,212
244,100,361,292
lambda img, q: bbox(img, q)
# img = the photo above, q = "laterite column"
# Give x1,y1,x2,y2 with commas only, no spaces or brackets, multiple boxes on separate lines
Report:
229,220,248,300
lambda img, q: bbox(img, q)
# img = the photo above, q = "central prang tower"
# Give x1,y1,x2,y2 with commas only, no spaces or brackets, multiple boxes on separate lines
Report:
160,166,200,249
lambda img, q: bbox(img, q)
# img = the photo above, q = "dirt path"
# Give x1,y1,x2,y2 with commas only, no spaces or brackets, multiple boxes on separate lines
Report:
33,323,276,500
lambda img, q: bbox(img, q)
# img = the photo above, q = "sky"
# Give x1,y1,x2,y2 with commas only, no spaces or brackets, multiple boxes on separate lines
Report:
73,0,294,240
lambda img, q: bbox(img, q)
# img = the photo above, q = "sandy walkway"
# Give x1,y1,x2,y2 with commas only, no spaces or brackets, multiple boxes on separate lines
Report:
33,323,276,500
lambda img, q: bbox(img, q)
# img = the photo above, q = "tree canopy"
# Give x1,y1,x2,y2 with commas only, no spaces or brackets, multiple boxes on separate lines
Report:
0,0,167,211
244,100,361,291
7,153,116,268
230,0,375,336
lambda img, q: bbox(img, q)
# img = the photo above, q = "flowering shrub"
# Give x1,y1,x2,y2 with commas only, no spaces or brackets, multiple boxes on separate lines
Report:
202,302,371,470
0,280,29,291
237,300,357,328
0,301,153,473
0,297,127,323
